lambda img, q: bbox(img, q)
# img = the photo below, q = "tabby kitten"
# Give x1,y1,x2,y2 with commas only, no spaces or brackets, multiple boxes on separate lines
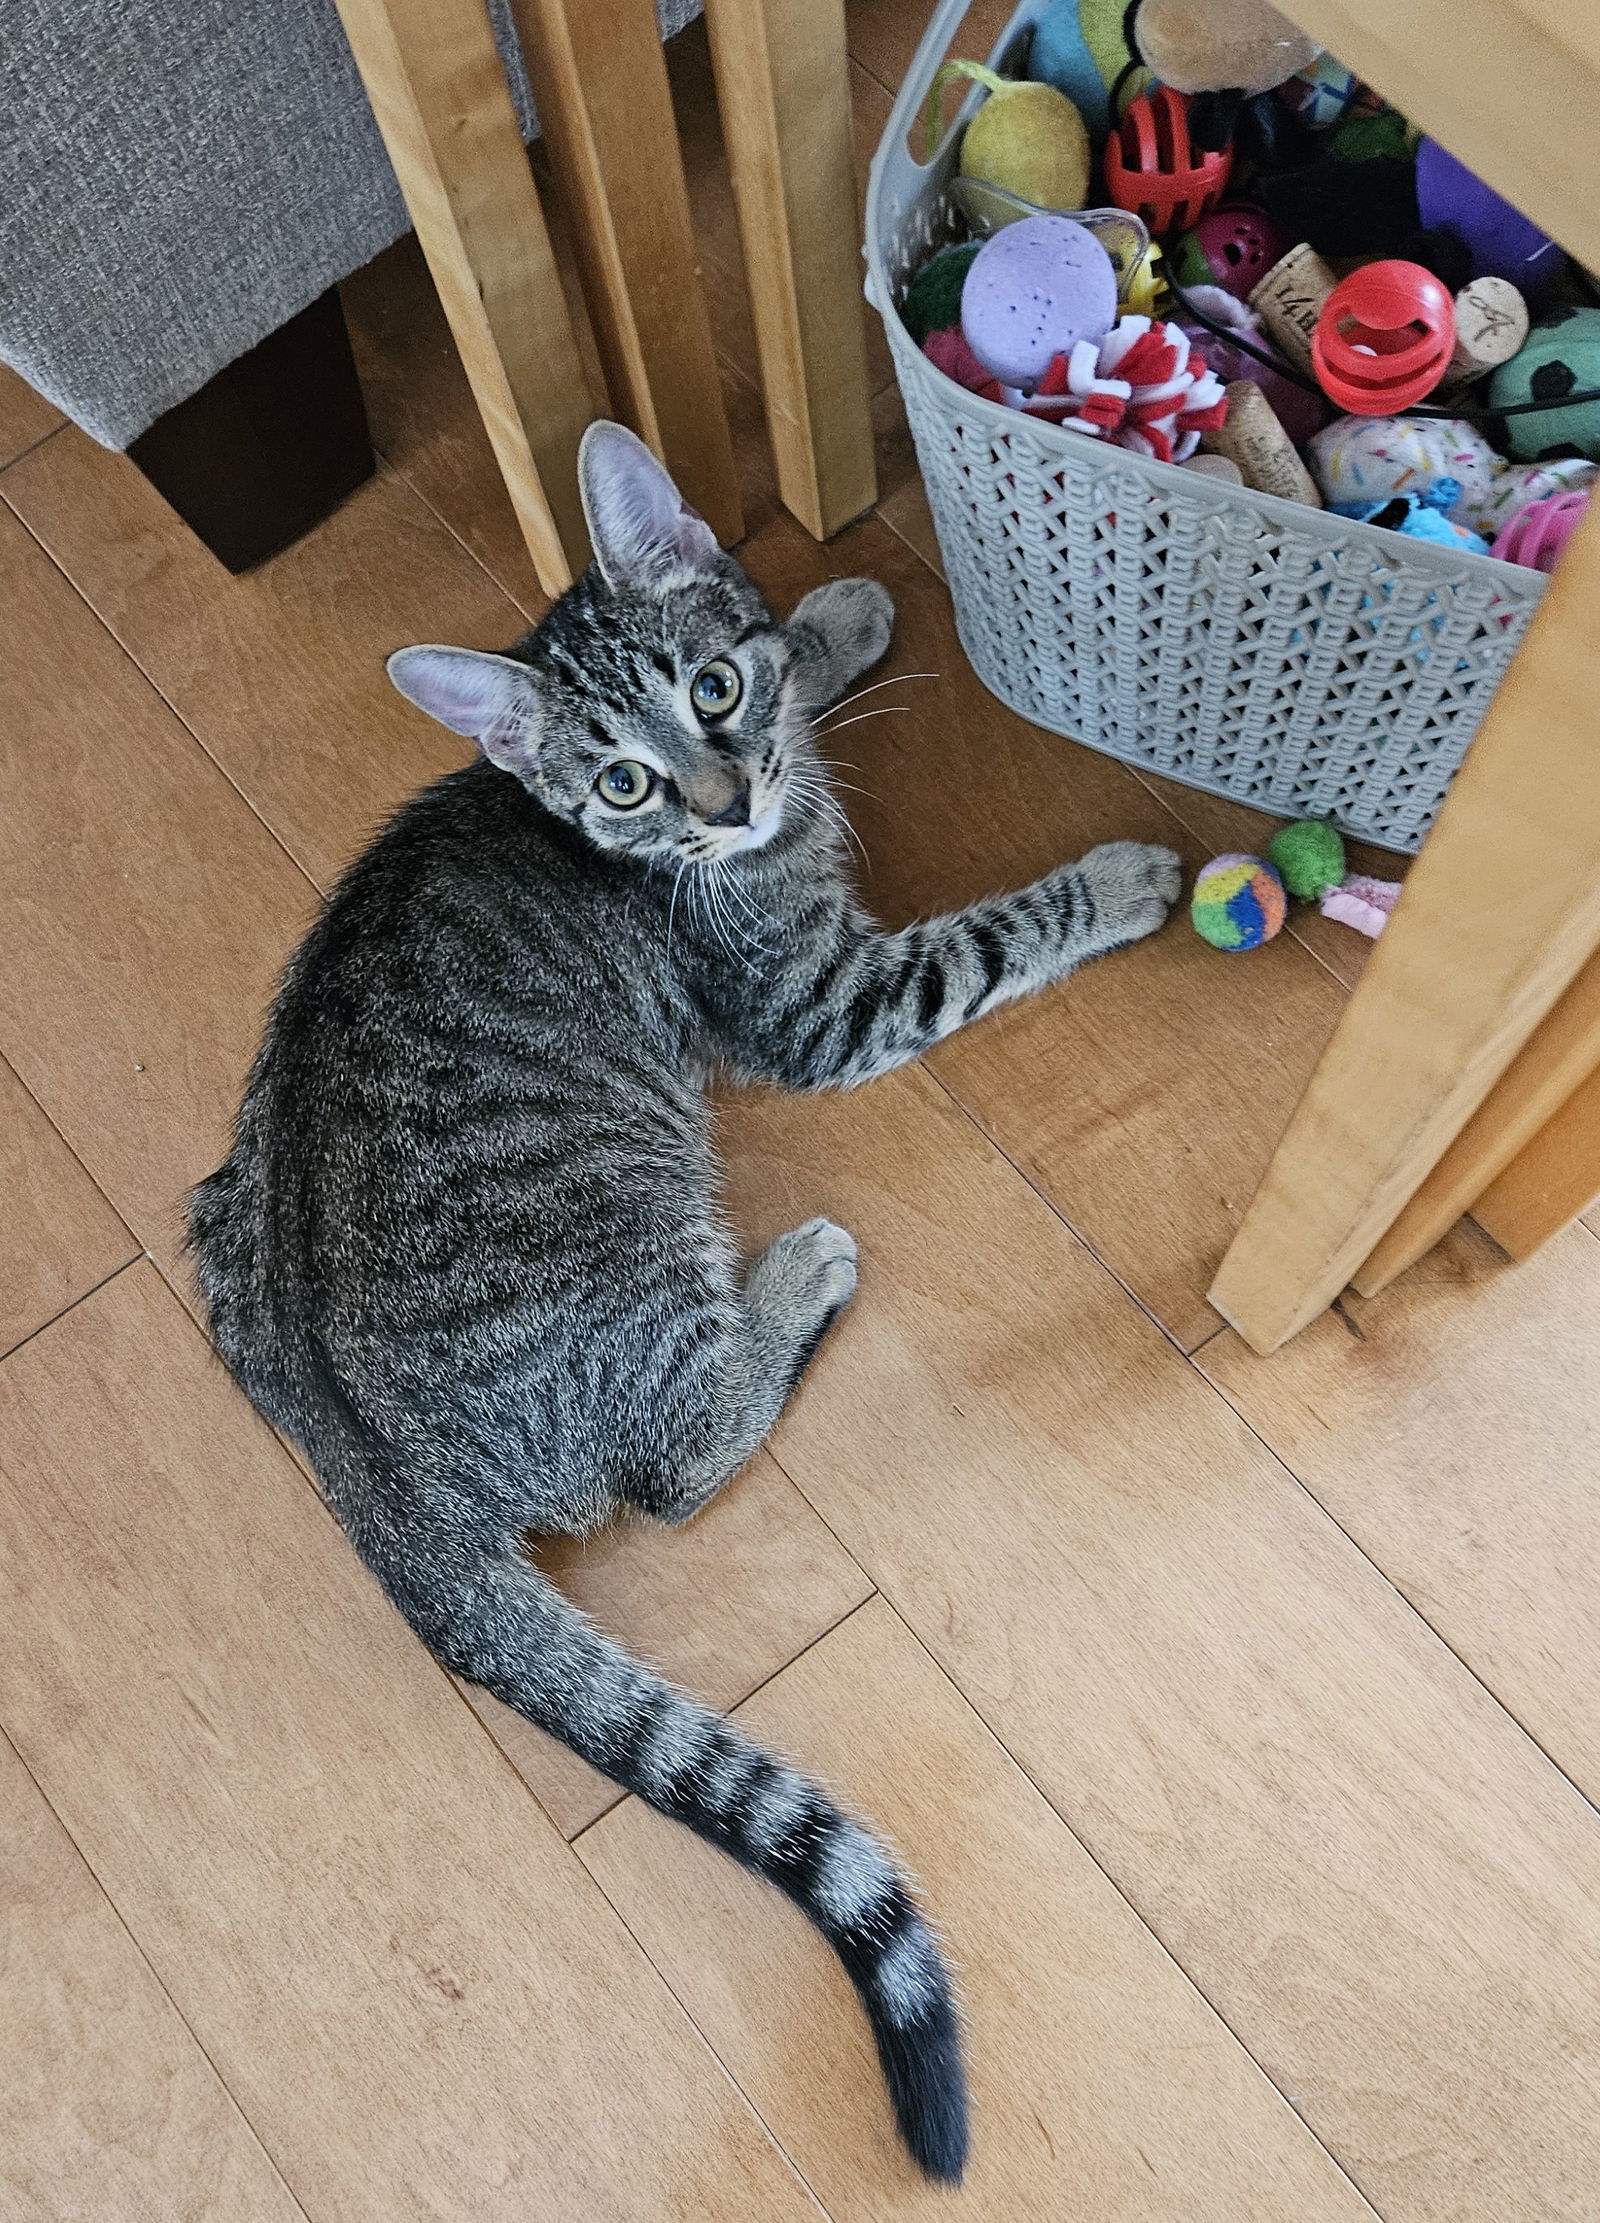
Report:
189,422,1180,2183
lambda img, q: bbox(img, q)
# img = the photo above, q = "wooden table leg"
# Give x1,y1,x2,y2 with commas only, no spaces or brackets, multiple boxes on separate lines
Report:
702,0,876,539
1353,946,1600,1294
1471,1067,1600,1260
333,0,595,594
1208,498,1600,1354
509,0,743,546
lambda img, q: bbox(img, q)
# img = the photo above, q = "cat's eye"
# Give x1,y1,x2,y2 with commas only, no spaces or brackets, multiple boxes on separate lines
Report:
690,658,743,722
596,759,655,810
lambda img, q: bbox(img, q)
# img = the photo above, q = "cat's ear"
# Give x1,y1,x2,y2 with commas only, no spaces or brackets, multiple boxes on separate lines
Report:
387,645,541,773
579,420,719,593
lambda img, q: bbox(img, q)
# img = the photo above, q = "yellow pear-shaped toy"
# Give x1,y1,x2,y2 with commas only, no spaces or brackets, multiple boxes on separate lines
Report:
923,60,1089,216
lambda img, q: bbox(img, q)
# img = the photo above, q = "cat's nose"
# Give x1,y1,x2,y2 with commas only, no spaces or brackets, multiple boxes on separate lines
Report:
703,781,751,828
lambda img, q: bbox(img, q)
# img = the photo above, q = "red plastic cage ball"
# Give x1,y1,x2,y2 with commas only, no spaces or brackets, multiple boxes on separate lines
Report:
1311,261,1456,414
1103,87,1233,238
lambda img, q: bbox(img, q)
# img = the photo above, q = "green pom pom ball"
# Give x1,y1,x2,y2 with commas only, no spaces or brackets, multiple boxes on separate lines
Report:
1191,854,1287,951
1268,819,1346,901
901,242,982,347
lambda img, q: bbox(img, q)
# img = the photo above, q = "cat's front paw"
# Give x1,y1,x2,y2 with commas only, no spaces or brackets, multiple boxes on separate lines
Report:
1075,841,1183,946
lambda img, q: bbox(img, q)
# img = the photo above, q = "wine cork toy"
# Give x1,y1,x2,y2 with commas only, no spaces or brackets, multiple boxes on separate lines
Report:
1435,277,1529,399
1203,379,1322,504
1247,241,1337,378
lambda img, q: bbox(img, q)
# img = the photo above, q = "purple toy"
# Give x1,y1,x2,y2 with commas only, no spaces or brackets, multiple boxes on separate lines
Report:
1172,205,1290,303
1175,287,1328,447
1492,487,1590,573
1415,139,1565,295
961,215,1118,389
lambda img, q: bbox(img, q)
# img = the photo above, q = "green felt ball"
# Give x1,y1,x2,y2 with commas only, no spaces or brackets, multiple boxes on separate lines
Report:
1269,819,1346,902
901,243,982,347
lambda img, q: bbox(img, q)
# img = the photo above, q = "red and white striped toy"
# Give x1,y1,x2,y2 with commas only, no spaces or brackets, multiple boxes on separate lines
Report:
1013,316,1228,465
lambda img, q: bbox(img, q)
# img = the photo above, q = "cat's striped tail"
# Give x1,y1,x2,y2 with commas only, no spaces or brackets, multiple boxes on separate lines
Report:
364,1515,969,2183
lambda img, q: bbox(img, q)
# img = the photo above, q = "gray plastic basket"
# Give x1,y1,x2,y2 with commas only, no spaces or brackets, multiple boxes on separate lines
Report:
863,0,1548,854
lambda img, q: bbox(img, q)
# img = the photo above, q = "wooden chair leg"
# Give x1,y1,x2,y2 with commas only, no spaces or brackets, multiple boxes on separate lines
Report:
1353,946,1600,1294
508,0,743,546
1471,1066,1600,1260
702,0,876,539
333,0,595,594
1208,498,1600,1353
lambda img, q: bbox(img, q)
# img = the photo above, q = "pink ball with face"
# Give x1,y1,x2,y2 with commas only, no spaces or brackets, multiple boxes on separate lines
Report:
1182,206,1290,301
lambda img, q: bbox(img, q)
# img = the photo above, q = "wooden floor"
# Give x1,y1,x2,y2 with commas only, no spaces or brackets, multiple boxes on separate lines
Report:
7,13,1600,2219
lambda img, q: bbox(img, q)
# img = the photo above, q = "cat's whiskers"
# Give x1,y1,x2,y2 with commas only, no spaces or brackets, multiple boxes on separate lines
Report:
787,767,870,871
688,857,761,973
815,669,937,721
811,704,913,743
665,859,688,971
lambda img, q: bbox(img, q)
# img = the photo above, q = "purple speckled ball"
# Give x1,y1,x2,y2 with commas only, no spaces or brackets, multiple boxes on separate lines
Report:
961,215,1118,389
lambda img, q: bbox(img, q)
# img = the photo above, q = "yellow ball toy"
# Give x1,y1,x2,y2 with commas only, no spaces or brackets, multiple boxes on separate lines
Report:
923,60,1090,215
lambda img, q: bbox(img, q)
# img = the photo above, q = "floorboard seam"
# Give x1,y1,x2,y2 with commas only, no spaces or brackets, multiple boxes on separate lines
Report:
2,477,362,905
0,419,67,477
915,1058,1213,1355
879,1600,1391,2217
369,439,547,628
0,1255,143,1369
1188,1343,1600,1832
0,1720,317,2223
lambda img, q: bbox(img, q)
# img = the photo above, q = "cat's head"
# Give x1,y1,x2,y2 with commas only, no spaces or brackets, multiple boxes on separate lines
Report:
388,424,842,868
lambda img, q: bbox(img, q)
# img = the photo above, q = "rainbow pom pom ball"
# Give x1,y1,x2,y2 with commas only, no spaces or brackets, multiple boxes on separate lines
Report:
1191,853,1286,951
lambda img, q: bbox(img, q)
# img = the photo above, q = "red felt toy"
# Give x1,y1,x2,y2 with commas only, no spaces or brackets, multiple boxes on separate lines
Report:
1020,317,1228,463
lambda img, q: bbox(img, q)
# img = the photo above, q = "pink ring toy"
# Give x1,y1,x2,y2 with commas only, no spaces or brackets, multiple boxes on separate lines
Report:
1492,488,1590,574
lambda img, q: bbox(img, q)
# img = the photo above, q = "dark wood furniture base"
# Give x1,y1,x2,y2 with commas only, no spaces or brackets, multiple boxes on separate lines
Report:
128,289,374,573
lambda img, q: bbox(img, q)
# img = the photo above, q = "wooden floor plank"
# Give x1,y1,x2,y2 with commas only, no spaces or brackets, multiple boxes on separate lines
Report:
0,368,62,470
342,238,557,623
711,1062,1600,2223
0,498,318,1269
582,1595,1375,2219
844,0,1015,98
465,1449,873,1837
0,1056,137,1355
0,1266,823,2223
3,435,497,892
1201,1219,1600,1803
0,1727,308,2223
734,507,1352,1350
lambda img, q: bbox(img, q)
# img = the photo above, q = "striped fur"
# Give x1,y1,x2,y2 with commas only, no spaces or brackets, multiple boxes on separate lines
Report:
189,425,1180,2183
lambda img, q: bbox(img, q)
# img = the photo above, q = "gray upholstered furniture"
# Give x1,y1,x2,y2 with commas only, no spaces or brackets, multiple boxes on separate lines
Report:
1,0,699,449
